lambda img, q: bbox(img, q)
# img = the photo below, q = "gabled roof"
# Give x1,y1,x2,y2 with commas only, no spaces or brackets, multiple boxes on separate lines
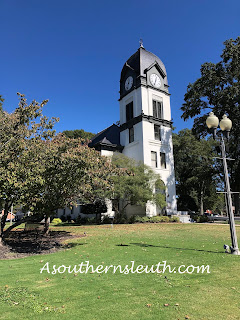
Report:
144,60,166,79
89,124,122,151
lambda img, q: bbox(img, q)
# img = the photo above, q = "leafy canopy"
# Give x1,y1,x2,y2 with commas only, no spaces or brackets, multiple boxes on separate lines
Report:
111,153,166,214
181,37,240,212
0,93,116,238
62,129,95,141
173,129,222,213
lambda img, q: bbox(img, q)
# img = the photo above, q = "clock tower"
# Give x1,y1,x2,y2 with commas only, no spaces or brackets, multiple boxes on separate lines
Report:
119,44,177,216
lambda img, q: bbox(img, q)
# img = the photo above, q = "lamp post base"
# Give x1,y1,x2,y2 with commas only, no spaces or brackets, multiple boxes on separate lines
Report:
231,248,240,255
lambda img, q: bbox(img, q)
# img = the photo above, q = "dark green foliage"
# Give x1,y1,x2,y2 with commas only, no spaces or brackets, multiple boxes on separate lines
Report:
60,215,67,222
191,215,210,223
101,216,114,224
111,153,166,216
133,215,179,223
81,200,107,215
81,200,107,223
0,93,116,238
169,216,180,222
181,37,240,214
173,129,221,214
113,212,128,224
75,216,96,225
62,129,95,141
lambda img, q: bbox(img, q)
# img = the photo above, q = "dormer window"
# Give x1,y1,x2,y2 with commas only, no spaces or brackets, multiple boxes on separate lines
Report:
153,100,162,119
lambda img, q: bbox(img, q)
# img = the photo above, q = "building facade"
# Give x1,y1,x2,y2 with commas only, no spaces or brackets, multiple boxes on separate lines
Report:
90,44,177,217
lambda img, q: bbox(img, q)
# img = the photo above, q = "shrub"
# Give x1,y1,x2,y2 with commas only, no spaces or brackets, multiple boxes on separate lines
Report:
66,215,72,223
151,216,170,223
191,214,198,222
102,216,114,224
197,215,209,223
76,216,96,225
76,215,82,225
134,216,149,223
128,215,136,224
142,216,151,223
60,215,67,222
51,218,62,225
133,215,175,223
88,217,97,224
169,216,180,223
149,216,159,223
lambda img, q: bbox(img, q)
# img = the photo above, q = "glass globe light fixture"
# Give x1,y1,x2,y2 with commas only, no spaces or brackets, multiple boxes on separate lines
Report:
220,114,232,132
206,112,219,129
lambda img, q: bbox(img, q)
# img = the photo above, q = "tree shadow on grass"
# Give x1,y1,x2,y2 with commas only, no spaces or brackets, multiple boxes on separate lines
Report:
116,244,129,247
2,230,86,257
130,243,223,254
62,242,86,249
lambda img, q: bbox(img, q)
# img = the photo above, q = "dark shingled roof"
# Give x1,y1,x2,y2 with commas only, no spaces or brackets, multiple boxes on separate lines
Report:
121,47,167,79
89,124,122,150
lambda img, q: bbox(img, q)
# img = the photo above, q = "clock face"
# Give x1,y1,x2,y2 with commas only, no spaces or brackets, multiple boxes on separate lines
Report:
125,76,133,91
150,73,161,88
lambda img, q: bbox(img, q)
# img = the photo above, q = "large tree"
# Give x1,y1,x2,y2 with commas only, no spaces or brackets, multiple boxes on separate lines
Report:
173,129,222,214
0,96,118,239
181,37,240,214
0,93,58,242
23,134,118,234
110,153,166,219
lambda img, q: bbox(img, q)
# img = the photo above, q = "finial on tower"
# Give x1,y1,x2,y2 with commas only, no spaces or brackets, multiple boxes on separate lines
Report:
139,39,144,48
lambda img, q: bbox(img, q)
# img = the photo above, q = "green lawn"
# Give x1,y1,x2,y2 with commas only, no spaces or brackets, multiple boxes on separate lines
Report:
0,223,239,320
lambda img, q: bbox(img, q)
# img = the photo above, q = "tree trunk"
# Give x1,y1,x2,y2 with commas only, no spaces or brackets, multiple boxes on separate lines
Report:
0,213,2,244
3,215,43,239
200,190,204,215
44,216,50,235
1,202,10,240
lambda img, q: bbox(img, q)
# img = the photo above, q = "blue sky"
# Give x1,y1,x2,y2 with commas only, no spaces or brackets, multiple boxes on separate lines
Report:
1,0,240,134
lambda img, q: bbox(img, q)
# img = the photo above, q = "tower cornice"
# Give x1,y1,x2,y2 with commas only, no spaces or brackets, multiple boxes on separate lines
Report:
119,83,171,101
120,113,172,132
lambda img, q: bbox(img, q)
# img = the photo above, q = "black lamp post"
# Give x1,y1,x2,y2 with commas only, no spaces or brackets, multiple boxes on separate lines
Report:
206,112,239,255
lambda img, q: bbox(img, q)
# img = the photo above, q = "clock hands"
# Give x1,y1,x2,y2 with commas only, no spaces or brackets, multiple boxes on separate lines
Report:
150,74,161,88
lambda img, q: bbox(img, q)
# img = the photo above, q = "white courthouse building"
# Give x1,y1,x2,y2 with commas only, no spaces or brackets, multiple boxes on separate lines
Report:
88,44,177,217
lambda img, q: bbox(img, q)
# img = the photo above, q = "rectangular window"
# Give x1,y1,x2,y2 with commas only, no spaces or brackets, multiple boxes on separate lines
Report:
160,152,166,169
153,100,157,118
129,127,134,143
151,151,157,168
152,100,162,119
126,102,133,122
154,124,161,140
